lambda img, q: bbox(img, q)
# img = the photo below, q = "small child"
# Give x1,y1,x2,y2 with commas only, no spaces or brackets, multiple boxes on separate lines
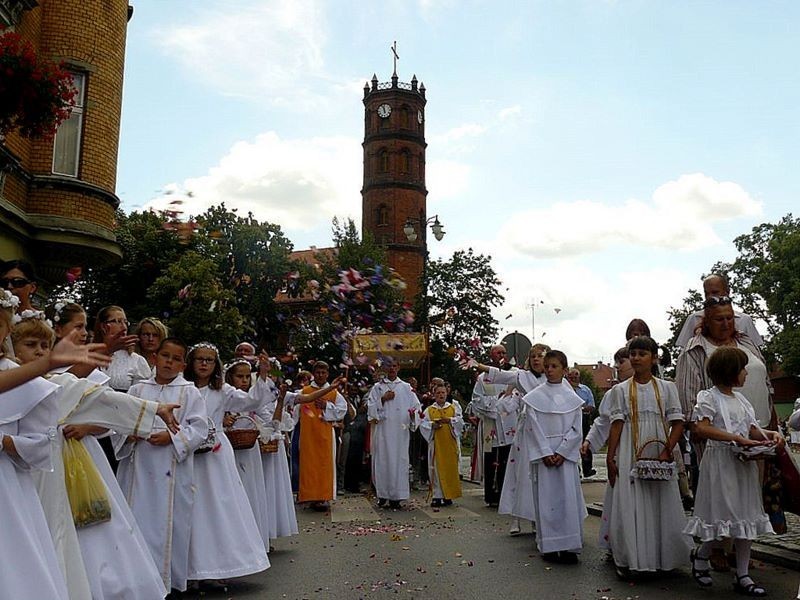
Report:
420,383,463,507
0,293,69,599
521,350,586,563
605,336,692,577
115,338,209,594
684,347,779,596
223,357,272,549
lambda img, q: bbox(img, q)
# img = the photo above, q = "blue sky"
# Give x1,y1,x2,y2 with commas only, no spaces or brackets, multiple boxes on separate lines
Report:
117,1,800,364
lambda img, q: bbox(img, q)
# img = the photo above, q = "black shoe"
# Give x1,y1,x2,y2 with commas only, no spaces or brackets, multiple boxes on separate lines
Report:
388,500,401,509
442,499,453,506
542,552,560,563
583,468,597,477
690,550,713,588
559,551,579,564
431,498,443,508
377,498,387,507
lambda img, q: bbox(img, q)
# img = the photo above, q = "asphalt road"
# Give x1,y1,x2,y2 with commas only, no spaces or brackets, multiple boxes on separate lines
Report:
180,481,800,600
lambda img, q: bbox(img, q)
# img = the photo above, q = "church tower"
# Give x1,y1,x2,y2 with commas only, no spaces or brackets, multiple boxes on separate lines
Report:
361,68,428,302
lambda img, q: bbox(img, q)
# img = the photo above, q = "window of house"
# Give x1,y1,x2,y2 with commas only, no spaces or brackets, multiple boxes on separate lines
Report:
52,72,85,177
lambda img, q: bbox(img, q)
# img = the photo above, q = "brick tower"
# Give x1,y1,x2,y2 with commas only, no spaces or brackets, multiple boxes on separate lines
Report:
361,69,428,302
0,0,131,281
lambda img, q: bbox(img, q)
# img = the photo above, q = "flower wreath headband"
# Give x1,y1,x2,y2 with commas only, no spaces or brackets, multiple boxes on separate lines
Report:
0,289,20,310
51,298,76,323
189,341,219,356
224,357,252,373
12,309,51,327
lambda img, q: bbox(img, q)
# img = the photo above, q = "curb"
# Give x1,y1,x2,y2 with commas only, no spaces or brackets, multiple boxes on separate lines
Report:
586,502,800,571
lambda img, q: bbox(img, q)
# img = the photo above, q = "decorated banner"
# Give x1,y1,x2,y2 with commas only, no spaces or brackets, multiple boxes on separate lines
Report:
350,333,428,367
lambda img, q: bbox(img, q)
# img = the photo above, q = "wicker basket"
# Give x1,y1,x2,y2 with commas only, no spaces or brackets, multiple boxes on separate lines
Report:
225,415,260,450
629,439,677,481
259,438,280,454
195,417,217,454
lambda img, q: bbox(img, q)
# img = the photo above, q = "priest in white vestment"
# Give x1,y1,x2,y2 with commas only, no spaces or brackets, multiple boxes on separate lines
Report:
367,358,420,508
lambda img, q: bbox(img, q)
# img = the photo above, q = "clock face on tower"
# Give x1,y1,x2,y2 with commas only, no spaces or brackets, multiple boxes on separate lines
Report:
417,109,423,124
377,103,392,118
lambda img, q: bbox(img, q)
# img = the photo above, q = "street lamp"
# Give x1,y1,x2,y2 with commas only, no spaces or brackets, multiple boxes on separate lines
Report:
403,214,445,242
402,214,445,386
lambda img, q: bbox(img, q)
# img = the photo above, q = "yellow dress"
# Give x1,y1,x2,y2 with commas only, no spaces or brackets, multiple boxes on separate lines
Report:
425,403,462,499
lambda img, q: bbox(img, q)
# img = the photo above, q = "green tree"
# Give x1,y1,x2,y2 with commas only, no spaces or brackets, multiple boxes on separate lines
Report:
194,204,294,347
715,214,800,373
424,248,505,400
146,251,244,356
50,209,190,318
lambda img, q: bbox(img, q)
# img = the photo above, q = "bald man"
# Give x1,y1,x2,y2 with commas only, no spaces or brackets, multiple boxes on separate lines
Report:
676,274,763,348
471,344,517,506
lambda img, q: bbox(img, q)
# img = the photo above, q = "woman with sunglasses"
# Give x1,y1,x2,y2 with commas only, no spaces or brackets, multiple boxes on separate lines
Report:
1,259,38,313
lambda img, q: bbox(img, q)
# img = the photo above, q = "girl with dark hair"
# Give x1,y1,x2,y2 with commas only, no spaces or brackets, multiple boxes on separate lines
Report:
605,336,692,577
684,346,780,596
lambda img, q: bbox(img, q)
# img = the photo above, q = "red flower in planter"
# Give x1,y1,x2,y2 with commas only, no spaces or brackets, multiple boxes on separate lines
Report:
0,29,77,139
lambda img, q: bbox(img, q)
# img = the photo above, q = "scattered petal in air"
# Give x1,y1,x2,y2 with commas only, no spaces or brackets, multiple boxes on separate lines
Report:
208,300,217,312
505,313,513,319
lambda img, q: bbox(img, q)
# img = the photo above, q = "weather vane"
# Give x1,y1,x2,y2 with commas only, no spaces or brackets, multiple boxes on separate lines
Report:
391,40,399,76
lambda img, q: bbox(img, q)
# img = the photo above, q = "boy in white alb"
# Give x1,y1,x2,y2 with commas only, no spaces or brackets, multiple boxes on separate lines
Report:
521,349,586,563
116,338,209,594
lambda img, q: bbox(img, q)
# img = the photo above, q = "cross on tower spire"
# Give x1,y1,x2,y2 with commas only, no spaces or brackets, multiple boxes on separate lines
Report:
391,40,399,76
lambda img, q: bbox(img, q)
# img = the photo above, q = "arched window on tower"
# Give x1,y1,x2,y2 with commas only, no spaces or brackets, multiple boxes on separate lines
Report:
400,149,410,174
379,149,389,173
401,105,410,129
376,204,389,226
418,152,424,180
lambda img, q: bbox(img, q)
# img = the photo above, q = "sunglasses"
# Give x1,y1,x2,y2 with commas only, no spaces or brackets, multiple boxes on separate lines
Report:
1,277,32,289
703,295,732,308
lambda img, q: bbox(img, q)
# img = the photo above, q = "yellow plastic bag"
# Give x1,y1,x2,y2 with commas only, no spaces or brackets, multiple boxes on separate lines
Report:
62,437,111,528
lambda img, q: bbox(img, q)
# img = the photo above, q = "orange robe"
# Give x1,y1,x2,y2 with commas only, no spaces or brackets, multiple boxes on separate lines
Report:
297,385,339,502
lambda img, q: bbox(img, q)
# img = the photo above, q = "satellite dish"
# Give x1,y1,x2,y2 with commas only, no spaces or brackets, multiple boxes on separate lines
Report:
501,331,531,368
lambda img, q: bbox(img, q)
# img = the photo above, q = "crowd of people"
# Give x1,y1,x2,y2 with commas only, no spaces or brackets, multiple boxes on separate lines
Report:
1,258,798,599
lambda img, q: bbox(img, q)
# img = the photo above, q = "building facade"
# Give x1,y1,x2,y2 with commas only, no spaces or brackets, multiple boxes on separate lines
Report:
361,71,428,302
0,0,131,281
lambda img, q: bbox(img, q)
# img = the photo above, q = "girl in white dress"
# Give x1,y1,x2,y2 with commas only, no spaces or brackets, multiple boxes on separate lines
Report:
223,358,272,549
605,336,692,577
183,342,270,585
684,346,779,597
0,293,69,600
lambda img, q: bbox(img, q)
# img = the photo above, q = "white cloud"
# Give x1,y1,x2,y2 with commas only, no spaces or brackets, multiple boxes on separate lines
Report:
430,123,487,145
500,173,762,257
498,105,521,120
153,0,346,110
144,132,362,231
427,159,471,202
493,261,692,364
